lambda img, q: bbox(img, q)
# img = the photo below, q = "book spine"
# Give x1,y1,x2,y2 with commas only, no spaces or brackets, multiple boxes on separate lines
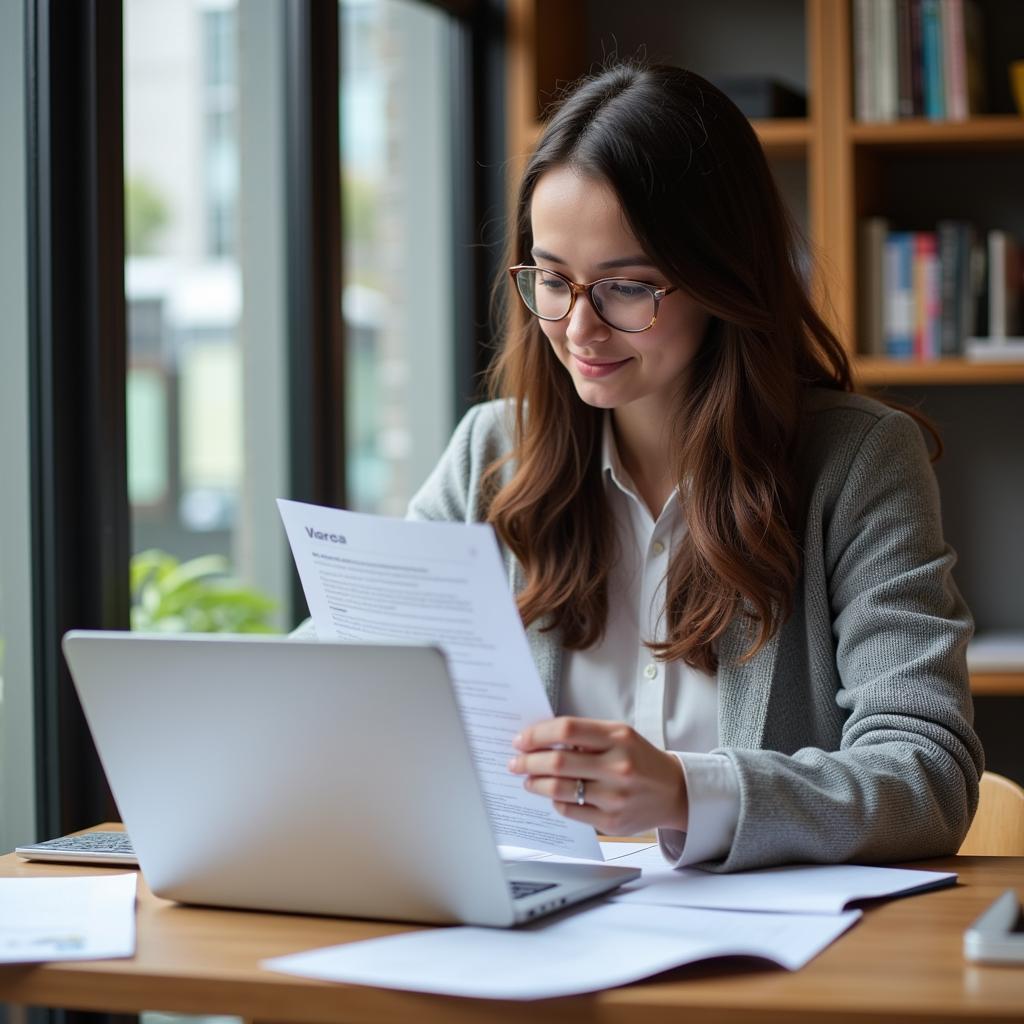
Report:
896,0,914,117
853,0,877,121
921,0,946,119
877,0,899,121
922,233,941,359
913,232,928,359
860,217,889,355
936,220,960,355
943,0,968,120
910,0,925,115
989,230,1007,339
885,232,915,358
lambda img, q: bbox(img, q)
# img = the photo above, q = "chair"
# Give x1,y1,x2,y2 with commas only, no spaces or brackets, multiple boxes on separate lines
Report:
958,771,1024,856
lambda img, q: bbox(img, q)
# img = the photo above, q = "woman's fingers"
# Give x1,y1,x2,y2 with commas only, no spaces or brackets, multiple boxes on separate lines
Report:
507,746,606,780
513,716,628,753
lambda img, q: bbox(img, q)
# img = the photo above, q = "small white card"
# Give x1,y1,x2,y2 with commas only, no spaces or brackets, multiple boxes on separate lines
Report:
0,872,137,963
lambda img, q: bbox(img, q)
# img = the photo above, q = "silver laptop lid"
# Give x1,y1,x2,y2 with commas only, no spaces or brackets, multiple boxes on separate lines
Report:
62,631,519,926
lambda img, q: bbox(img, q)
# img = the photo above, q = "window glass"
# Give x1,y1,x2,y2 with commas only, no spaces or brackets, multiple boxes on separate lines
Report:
0,0,35,854
125,0,284,635
341,0,455,514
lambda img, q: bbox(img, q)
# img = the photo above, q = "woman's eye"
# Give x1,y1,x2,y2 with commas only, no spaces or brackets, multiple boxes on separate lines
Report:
609,282,649,299
539,277,569,291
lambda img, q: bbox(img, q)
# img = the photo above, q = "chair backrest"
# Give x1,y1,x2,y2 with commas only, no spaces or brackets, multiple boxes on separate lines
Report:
958,771,1024,856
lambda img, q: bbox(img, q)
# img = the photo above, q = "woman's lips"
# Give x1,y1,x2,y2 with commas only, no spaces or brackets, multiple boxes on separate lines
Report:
571,354,631,378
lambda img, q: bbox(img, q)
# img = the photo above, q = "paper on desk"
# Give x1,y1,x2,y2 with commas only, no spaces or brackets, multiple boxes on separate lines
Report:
0,872,137,963
277,499,601,860
608,846,956,914
498,840,657,863
262,901,861,1000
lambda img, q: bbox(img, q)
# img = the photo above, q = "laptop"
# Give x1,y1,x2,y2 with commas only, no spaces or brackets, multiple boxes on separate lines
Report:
46,631,639,927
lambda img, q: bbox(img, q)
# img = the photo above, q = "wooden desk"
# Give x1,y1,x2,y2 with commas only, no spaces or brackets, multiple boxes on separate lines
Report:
2,835,1023,1024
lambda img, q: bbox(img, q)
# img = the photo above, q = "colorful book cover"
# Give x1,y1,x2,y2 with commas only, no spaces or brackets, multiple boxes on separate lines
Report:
913,233,940,360
884,231,915,358
921,0,946,119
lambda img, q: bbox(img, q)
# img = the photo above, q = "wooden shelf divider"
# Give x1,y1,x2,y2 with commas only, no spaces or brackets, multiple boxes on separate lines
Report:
970,673,1024,697
854,357,1024,387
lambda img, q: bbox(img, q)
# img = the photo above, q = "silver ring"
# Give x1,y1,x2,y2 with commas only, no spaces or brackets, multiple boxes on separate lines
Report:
575,778,586,806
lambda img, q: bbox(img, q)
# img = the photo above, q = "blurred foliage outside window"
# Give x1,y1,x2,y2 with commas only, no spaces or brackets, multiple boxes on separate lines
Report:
130,550,278,634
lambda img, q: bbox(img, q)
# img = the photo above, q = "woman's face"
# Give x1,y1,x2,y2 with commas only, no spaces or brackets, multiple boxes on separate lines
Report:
529,166,709,417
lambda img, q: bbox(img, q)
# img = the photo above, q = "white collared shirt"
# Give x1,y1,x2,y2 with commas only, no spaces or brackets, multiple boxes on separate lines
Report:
558,415,740,866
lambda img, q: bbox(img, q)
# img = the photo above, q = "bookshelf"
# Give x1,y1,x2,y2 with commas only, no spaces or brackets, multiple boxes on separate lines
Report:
505,0,1024,711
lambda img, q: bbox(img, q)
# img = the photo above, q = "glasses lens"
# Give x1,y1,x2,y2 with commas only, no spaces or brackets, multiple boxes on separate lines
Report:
516,269,572,321
591,280,657,332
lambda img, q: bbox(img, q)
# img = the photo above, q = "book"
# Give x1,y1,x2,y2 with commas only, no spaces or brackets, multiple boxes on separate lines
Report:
854,0,878,121
937,219,982,355
884,231,915,358
921,0,946,119
942,0,968,120
966,632,1024,671
913,232,940,359
910,0,925,115
860,217,889,355
877,0,900,121
988,230,1023,339
964,338,1024,362
896,0,915,117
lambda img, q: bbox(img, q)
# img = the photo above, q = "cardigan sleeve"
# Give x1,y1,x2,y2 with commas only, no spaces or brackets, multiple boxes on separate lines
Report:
712,409,984,871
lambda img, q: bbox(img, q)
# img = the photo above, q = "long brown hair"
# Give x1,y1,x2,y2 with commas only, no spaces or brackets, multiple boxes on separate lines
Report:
484,63,853,672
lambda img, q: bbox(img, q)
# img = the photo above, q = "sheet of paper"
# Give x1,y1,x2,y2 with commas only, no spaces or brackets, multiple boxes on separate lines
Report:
499,840,657,863
262,901,860,1000
608,850,956,914
277,499,601,860
0,873,137,963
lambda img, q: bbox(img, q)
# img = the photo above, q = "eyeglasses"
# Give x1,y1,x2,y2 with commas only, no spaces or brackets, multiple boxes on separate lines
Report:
508,265,677,333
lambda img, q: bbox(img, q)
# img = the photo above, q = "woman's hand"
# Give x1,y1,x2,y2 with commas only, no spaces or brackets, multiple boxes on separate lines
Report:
507,716,689,836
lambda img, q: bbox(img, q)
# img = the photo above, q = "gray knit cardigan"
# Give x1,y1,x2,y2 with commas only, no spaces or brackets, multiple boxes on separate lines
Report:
406,389,984,871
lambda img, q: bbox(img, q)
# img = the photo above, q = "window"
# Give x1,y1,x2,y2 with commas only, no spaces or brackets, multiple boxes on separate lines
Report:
125,0,288,629
341,0,456,514
0,0,35,855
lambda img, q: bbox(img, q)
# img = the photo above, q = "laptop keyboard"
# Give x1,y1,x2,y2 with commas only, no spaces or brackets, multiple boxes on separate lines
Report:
31,832,136,854
509,879,557,900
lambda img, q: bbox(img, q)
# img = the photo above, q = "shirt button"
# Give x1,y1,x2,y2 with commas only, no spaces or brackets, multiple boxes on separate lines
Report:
643,663,658,680
652,540,665,556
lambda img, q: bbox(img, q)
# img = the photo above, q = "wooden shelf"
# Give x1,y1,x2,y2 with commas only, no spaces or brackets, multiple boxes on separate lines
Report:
854,357,1024,386
971,672,1024,696
849,115,1024,150
752,118,810,158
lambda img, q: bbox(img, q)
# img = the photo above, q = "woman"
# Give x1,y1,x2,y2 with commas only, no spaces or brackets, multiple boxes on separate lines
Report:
408,63,983,871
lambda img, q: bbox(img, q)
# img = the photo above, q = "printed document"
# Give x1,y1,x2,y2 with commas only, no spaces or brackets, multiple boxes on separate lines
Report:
606,846,956,913
277,499,601,859
263,901,861,1000
0,872,137,963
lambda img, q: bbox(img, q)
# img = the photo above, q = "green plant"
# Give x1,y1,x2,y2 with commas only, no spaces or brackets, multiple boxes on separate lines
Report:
130,549,278,634
125,174,170,256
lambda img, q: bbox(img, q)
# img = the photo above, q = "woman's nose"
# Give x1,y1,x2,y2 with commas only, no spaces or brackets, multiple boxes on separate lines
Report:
565,290,610,346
